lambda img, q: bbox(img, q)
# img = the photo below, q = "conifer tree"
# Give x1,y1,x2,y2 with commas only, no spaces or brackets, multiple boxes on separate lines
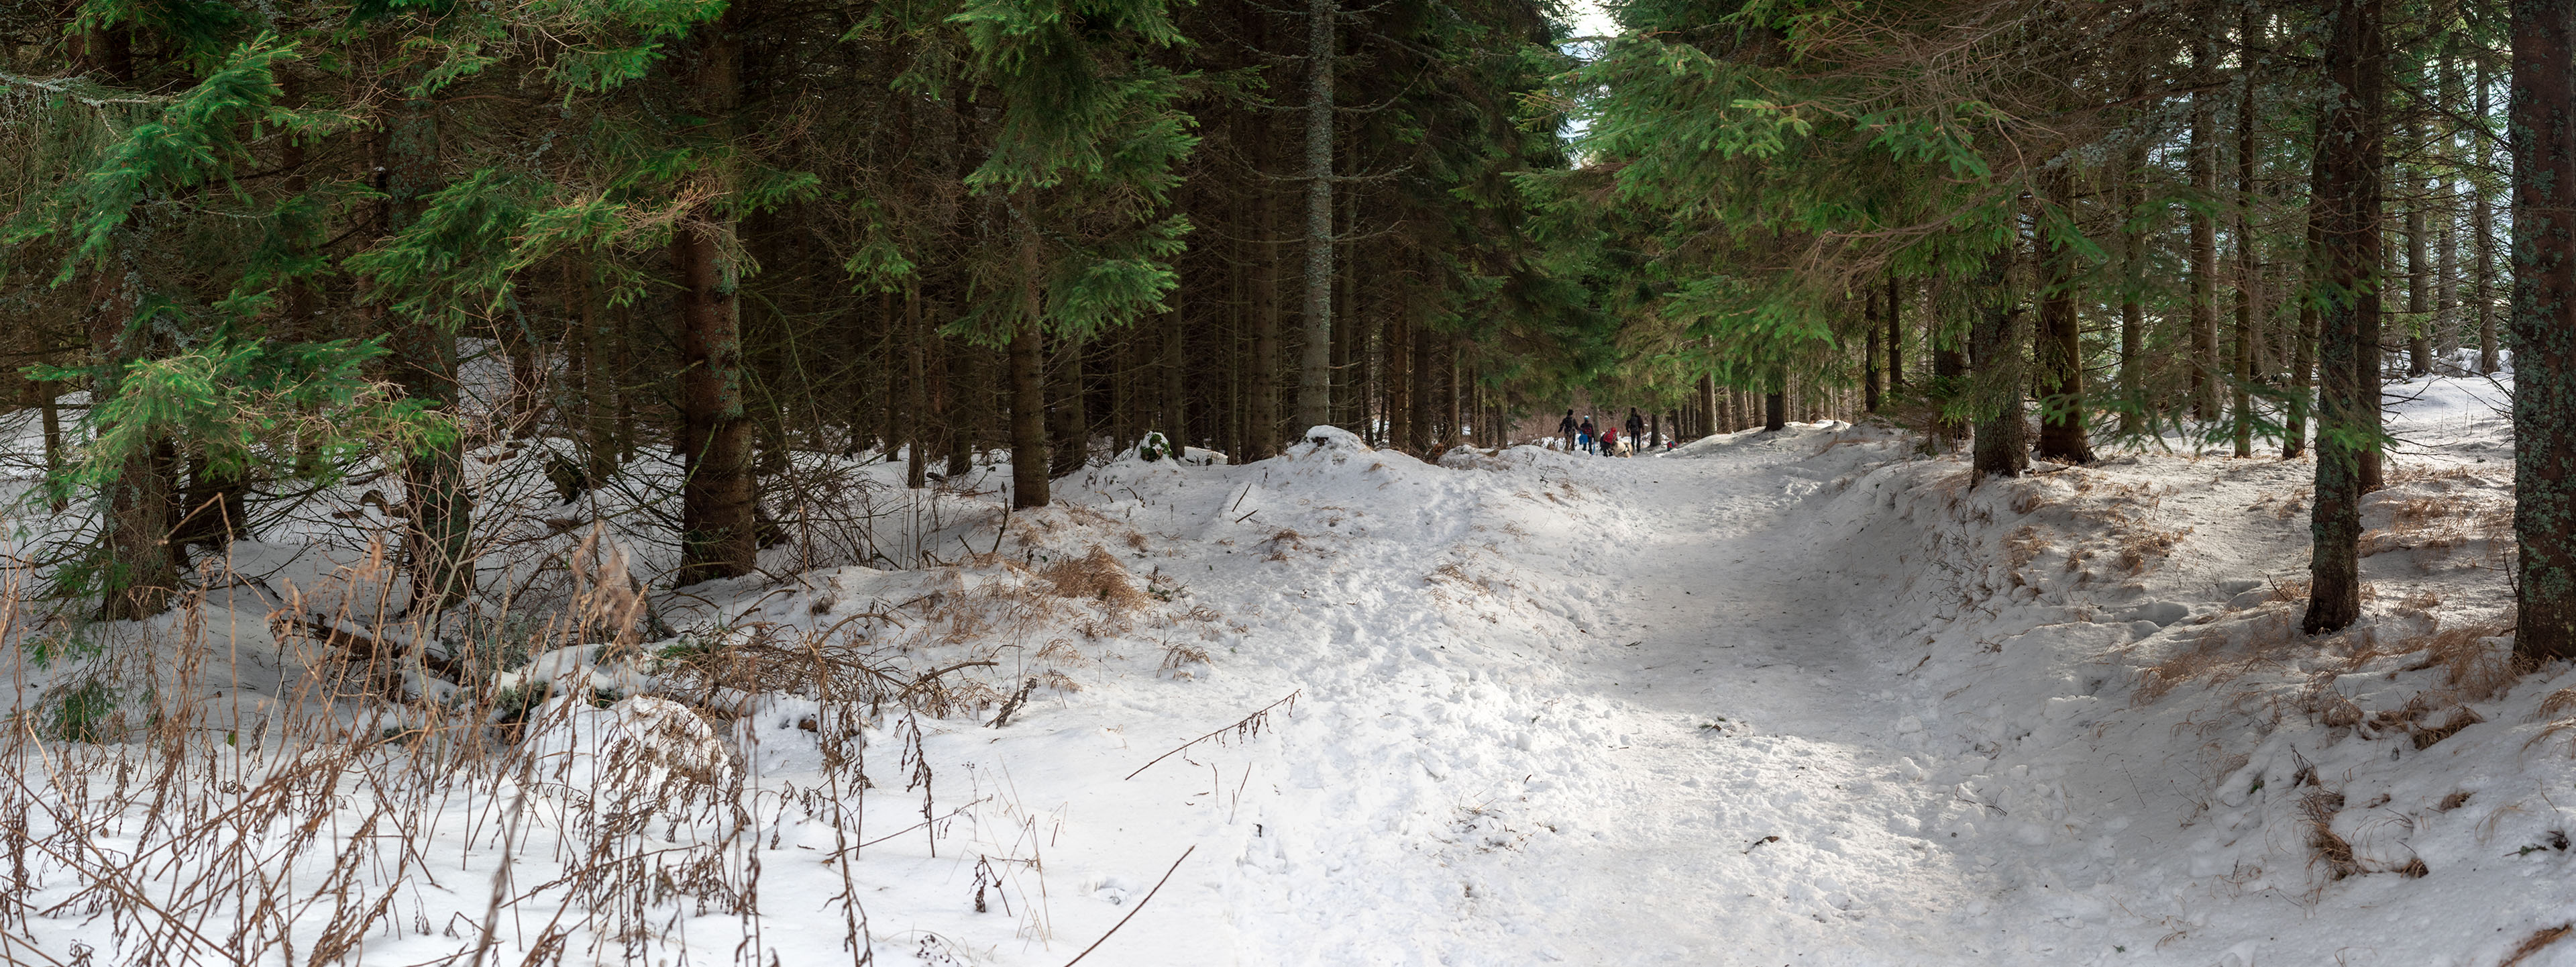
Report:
2512,0,2576,661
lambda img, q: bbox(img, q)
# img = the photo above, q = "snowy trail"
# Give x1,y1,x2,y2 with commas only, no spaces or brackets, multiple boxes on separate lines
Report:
17,382,2576,967
1215,431,2011,965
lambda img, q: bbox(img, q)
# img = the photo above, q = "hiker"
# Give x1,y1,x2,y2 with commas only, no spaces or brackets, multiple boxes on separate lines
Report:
1558,410,1578,451
1625,409,1646,454
1602,425,1628,458
1578,416,1598,454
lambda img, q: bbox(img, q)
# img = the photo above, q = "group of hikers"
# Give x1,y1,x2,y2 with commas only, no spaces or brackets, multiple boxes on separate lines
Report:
1556,408,1656,456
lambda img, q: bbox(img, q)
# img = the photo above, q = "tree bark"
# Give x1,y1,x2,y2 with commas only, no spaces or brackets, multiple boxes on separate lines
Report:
2289,174,2323,461
2037,168,2092,463
2477,62,2501,374
2117,142,2148,436
89,260,176,620
1409,315,1434,454
947,339,979,478
1248,187,1283,460
1886,272,1904,391
906,284,930,489
671,217,756,584
2234,38,2260,458
2190,44,2222,423
2306,0,2383,635
1933,322,1969,448
671,14,757,586
2514,0,2576,662
2407,168,2432,376
1008,271,1051,508
1970,246,2029,482
1048,333,1086,477
1295,0,1336,431
1864,315,1882,414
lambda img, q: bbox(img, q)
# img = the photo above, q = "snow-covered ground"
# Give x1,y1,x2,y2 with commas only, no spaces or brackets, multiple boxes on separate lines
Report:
5,372,2575,966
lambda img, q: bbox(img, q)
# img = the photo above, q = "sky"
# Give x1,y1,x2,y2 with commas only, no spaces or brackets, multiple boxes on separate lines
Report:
1567,0,1619,38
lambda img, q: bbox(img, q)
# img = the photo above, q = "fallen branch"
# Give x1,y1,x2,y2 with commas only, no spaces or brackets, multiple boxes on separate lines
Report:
1058,845,1195,967
906,660,998,697
1124,690,1299,780
289,615,468,680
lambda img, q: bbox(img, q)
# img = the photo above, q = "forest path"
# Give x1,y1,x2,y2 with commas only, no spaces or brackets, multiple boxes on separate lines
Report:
1223,429,2010,966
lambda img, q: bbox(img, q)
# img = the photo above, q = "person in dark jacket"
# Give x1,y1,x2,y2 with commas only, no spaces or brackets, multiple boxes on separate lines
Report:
1624,409,1646,454
1558,410,1578,452
1578,417,1598,454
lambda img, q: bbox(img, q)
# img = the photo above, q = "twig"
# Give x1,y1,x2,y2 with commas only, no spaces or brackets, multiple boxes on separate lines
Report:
1057,845,1195,967
989,676,1040,728
1125,691,1300,780
828,797,993,858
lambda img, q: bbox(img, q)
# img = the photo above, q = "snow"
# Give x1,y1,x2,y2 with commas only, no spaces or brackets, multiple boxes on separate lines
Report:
4,378,2576,966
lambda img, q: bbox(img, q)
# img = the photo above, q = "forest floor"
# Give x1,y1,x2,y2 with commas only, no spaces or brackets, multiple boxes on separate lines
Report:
6,372,2576,966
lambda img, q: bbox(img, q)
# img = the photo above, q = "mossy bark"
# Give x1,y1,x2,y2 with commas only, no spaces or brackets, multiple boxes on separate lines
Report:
2514,0,2576,662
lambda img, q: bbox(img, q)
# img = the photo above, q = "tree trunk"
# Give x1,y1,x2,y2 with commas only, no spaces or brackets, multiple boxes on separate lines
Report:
374,74,476,613
1443,336,1463,449
1864,291,1882,413
1161,307,1188,448
2190,46,2221,424
2234,40,2260,458
1008,273,1051,508
1970,246,2029,482
1249,189,1283,460
1409,316,1434,454
40,387,64,512
2514,0,2576,662
947,339,978,478
2289,185,2322,461
2437,189,2460,362
89,262,176,620
2478,64,2502,374
1886,272,1904,391
2306,0,2383,635
671,217,756,585
2037,168,2092,463
1696,338,1718,434
906,284,930,489
1296,0,1337,431
1933,326,1968,448
2118,142,2148,435
2408,171,2432,376
1048,333,1086,477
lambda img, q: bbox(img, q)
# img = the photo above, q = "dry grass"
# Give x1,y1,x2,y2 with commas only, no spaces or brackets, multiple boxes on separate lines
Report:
2526,688,2576,758
0,464,1163,966
2265,575,2312,605
2387,462,2486,484
2299,673,2365,727
2301,791,2363,881
2503,925,2574,967
0,568,922,966
2132,613,2306,707
2114,525,2192,575
2008,480,2057,516
2358,495,2514,566
1157,640,1212,679
1262,528,1316,562
2412,705,2485,750
1041,546,1152,611
2003,525,2047,570
2422,620,2520,702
